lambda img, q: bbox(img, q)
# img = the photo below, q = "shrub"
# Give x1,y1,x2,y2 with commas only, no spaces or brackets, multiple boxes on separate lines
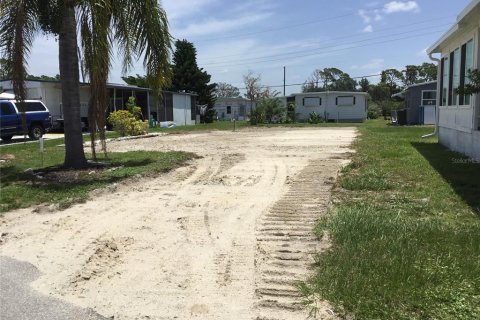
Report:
250,98,286,125
125,96,143,120
286,103,299,123
108,110,148,136
249,105,265,125
308,111,323,124
367,102,381,119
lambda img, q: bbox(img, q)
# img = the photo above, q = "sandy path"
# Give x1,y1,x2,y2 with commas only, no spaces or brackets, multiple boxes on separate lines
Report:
0,127,355,320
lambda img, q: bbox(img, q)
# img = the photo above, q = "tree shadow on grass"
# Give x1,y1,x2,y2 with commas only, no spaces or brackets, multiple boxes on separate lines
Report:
412,142,480,213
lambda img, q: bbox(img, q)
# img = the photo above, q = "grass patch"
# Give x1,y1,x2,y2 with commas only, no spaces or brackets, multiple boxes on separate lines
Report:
303,119,480,319
149,120,250,133
0,137,194,213
147,120,358,134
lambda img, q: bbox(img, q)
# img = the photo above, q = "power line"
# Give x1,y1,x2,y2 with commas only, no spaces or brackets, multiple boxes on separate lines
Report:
201,24,450,67
176,12,356,43
204,30,444,70
198,15,455,62
234,73,383,91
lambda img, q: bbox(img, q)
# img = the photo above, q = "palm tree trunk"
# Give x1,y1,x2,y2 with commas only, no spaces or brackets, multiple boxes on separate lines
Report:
59,4,87,168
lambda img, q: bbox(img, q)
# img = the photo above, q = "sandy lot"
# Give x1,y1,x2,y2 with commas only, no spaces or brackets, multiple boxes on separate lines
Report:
0,127,356,320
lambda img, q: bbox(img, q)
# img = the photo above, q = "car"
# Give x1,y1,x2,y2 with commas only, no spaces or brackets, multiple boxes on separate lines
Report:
0,95,52,141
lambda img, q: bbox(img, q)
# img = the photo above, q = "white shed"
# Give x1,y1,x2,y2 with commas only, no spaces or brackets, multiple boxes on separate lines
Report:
282,91,368,122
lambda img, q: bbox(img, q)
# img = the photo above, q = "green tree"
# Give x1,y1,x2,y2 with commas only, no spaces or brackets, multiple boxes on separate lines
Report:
1,0,171,167
170,39,216,123
303,67,356,92
381,69,404,97
404,65,419,86
359,78,370,92
215,82,241,98
121,74,149,88
0,58,11,79
418,62,437,82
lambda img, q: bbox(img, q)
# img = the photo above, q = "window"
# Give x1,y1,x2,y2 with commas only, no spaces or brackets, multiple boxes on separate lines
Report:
464,39,474,105
0,102,14,115
303,97,321,106
336,96,355,106
451,48,460,105
443,38,474,107
422,91,436,106
24,102,47,112
441,57,449,106
226,106,231,114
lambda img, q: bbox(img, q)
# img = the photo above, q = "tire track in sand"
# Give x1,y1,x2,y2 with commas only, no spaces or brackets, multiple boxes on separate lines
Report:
254,159,340,320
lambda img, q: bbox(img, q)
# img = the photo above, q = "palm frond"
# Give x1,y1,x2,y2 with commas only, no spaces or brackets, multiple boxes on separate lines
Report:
0,0,40,136
114,0,173,97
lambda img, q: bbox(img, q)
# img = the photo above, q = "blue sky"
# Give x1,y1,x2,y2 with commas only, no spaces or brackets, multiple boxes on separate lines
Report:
27,0,472,95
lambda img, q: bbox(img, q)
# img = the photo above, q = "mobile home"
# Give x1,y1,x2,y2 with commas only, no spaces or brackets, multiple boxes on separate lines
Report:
282,91,368,122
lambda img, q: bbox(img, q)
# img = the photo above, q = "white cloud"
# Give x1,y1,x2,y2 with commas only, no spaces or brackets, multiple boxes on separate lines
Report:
383,1,420,14
173,12,273,38
352,58,384,70
374,10,383,21
358,9,371,23
362,25,373,33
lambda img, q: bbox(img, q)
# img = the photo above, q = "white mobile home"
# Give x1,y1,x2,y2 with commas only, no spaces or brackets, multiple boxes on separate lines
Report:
0,79,197,128
282,91,368,122
213,97,252,121
427,0,480,160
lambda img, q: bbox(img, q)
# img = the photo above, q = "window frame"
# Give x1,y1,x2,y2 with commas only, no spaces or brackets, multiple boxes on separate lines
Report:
421,90,436,106
336,96,356,106
302,97,321,107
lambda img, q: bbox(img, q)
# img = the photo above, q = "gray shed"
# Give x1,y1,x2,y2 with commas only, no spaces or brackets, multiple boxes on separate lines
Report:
393,81,437,125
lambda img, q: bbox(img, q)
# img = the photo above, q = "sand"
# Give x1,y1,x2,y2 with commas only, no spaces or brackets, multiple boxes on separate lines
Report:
0,127,356,320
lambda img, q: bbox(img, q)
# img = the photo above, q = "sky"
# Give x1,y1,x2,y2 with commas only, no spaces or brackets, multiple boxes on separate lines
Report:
26,0,472,96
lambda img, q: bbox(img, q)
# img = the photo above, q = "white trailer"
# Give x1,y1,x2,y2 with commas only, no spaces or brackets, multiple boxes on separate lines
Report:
282,91,368,122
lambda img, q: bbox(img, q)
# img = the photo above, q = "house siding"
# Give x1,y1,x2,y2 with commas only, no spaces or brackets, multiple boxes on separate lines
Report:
282,92,368,122
429,2,480,160
403,82,437,125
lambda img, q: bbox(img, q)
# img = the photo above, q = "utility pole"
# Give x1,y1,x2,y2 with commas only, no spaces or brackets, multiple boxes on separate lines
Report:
283,66,286,96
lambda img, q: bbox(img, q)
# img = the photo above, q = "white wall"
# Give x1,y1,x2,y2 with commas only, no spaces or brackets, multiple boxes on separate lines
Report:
291,92,367,122
172,94,194,126
435,20,479,159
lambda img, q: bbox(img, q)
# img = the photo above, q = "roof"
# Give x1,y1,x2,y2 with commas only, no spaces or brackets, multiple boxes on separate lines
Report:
427,0,480,54
0,79,197,96
288,91,369,97
391,81,437,99
215,97,249,101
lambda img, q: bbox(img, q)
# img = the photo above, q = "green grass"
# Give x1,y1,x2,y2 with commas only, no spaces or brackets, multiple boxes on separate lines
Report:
0,137,194,213
147,120,358,133
148,120,251,133
304,119,480,319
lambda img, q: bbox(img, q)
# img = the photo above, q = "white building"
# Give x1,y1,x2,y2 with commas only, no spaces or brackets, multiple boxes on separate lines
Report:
281,91,368,122
427,0,480,160
213,97,252,121
0,79,197,128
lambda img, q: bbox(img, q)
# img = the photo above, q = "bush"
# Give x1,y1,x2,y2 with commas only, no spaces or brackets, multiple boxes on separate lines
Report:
367,102,381,119
286,103,299,123
108,110,148,136
308,111,323,124
125,96,143,120
249,105,265,125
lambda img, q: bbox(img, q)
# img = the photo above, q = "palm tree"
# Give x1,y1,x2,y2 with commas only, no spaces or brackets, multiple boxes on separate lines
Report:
0,0,172,167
